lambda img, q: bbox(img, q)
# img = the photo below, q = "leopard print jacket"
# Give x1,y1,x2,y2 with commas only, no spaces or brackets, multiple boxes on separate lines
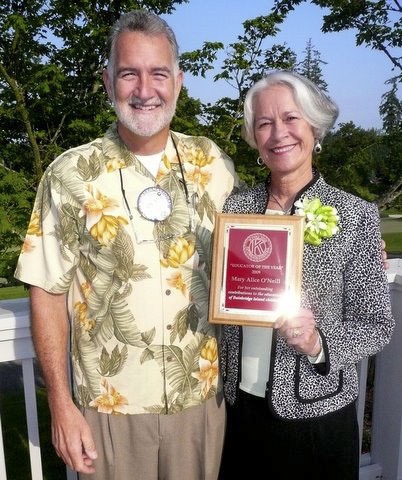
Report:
219,170,395,419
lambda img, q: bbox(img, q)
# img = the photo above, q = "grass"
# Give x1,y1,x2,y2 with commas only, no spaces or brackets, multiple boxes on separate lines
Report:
0,284,29,300
381,216,402,257
0,387,66,480
382,232,402,255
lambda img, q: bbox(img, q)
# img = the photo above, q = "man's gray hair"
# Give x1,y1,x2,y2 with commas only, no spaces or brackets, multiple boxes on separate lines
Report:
106,10,180,76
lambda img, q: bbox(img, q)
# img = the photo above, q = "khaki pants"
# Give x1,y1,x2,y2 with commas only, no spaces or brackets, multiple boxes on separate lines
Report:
79,393,226,480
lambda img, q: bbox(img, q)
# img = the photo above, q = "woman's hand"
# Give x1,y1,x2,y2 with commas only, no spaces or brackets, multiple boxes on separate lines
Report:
381,239,389,270
274,308,321,357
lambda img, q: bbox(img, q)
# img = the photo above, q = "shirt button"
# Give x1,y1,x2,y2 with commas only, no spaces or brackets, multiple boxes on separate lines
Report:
165,289,171,295
166,356,172,362
167,324,172,330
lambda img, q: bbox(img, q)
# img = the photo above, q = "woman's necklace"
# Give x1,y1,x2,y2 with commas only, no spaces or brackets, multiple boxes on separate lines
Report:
269,190,293,214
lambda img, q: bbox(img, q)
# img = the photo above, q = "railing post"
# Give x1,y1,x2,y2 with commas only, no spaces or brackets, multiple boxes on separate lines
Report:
22,358,43,479
0,412,7,480
357,357,368,457
0,298,43,480
369,272,402,480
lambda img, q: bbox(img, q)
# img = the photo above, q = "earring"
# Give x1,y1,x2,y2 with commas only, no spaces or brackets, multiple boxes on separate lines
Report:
256,156,264,166
314,141,322,154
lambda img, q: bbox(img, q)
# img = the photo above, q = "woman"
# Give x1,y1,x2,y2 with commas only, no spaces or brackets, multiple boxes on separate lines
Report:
218,71,394,480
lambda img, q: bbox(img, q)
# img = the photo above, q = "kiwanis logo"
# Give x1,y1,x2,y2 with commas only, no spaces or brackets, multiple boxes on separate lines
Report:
243,233,272,263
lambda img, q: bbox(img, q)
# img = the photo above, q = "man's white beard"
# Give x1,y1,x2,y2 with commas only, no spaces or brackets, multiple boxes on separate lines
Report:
114,99,177,137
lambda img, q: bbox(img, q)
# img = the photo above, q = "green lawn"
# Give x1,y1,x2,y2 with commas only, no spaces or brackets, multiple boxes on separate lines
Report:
382,232,402,256
0,284,29,301
381,217,402,256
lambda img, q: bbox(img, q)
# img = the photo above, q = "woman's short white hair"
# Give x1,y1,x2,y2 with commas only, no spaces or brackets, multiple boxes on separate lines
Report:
242,70,339,149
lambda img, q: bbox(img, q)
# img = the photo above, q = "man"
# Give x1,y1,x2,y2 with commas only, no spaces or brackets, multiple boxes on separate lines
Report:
15,10,238,480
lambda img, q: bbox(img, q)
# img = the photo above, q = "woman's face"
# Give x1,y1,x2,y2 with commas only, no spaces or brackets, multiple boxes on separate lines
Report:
253,84,315,176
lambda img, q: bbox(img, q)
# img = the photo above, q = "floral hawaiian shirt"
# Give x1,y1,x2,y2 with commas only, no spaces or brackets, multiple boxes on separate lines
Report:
15,123,238,415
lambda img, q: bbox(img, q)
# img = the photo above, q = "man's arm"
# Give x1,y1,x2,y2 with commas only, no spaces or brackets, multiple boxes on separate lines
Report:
30,286,98,473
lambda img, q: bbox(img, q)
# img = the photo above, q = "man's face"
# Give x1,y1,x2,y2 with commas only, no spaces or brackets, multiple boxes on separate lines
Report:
104,31,183,140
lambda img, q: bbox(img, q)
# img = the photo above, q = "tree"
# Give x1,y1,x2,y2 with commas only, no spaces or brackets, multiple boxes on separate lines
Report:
317,122,402,209
171,86,205,136
1,1,400,284
0,167,35,283
0,0,189,282
273,0,402,81
317,122,378,194
272,0,402,208
294,38,328,90
0,1,189,181
380,77,402,133
0,1,54,182
180,13,296,182
378,78,402,208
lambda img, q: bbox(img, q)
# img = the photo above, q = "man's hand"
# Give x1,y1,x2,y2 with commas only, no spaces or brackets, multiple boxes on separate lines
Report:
51,400,98,474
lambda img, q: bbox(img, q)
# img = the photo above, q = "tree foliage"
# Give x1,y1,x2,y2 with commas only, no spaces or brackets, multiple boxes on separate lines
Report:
0,0,189,282
0,1,401,281
273,0,402,81
180,13,296,180
317,122,402,209
380,76,402,132
294,38,328,90
0,1,189,181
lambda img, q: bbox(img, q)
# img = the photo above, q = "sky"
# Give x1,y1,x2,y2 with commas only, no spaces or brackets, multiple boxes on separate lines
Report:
162,0,396,130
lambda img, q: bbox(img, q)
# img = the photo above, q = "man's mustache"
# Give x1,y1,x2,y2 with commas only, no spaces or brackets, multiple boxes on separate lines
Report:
128,98,162,108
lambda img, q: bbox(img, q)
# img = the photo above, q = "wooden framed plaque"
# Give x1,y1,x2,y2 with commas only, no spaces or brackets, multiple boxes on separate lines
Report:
209,213,304,327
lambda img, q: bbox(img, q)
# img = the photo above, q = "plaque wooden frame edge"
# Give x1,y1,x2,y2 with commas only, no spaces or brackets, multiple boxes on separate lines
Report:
208,213,304,327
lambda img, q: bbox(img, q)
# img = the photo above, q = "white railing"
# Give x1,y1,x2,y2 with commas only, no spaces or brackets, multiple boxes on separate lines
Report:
0,259,401,480
361,259,402,480
0,298,43,480
0,298,77,480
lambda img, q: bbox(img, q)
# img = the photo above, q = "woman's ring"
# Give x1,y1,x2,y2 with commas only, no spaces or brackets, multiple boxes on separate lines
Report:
292,328,301,338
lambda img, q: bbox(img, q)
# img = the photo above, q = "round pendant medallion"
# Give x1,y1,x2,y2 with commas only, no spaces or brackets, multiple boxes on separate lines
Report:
137,186,172,222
